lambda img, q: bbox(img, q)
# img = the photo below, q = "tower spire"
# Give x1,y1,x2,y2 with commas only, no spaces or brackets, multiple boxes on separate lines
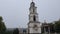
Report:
29,1,39,22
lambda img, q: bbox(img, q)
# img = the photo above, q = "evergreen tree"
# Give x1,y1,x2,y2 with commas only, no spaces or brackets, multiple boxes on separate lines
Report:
0,16,6,33
13,28,19,34
55,19,60,33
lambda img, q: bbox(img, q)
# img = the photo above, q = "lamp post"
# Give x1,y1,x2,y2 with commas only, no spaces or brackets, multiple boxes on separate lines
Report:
53,22,56,34
48,26,50,34
54,24,56,34
44,27,46,34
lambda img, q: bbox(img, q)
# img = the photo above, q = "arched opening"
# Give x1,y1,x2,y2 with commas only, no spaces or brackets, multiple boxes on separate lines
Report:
33,15,36,21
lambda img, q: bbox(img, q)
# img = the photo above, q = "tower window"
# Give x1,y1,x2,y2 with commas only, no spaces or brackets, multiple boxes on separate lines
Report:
34,15,36,21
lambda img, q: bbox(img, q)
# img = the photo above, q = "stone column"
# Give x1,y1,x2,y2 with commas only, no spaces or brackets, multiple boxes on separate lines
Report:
44,27,46,34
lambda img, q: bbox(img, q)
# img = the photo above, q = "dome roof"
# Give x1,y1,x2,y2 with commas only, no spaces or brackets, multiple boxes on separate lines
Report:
31,2,35,5
30,2,35,6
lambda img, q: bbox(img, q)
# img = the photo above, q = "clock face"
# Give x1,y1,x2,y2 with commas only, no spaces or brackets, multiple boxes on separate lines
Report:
33,25,38,31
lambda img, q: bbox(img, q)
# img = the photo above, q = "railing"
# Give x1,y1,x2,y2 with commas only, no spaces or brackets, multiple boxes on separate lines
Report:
42,33,60,34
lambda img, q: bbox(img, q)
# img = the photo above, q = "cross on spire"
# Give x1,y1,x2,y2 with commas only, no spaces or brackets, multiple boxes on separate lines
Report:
44,19,47,23
32,0,33,2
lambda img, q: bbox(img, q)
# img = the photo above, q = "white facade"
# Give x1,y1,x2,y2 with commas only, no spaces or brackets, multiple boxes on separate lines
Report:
19,1,42,34
28,23,41,33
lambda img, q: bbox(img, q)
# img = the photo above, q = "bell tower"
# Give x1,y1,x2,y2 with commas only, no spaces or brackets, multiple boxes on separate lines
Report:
28,1,41,34
29,1,38,22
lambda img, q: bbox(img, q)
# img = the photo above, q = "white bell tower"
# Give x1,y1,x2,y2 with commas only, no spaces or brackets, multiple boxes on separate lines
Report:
28,1,41,34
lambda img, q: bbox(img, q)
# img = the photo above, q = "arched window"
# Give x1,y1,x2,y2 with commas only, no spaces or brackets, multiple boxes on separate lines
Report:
33,15,36,21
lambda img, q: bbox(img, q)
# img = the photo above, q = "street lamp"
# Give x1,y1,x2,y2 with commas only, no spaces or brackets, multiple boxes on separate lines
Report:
48,26,50,34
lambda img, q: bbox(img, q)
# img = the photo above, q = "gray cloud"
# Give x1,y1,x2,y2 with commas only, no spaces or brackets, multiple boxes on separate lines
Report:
0,0,60,28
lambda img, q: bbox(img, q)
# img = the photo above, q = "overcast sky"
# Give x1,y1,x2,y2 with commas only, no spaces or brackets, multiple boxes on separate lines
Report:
0,0,60,28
